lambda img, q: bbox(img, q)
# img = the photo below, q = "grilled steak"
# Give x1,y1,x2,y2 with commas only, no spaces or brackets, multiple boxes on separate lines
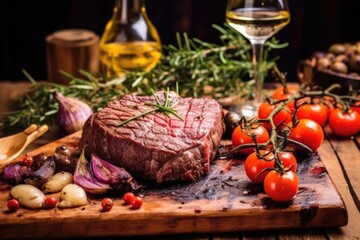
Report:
79,91,224,183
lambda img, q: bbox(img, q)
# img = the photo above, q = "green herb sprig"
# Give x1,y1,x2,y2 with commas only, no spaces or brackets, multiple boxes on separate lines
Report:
117,85,183,127
0,23,287,134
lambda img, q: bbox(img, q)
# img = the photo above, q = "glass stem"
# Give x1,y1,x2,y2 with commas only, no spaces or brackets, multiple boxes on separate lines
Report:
250,40,265,104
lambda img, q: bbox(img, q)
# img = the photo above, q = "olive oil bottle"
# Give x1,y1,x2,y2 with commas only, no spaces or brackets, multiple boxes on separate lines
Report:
99,0,162,77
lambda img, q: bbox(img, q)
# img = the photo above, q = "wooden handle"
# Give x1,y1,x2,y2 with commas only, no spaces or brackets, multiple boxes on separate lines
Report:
27,125,49,143
23,124,38,135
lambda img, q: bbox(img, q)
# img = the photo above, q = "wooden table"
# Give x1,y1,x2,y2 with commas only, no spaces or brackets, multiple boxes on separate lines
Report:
0,81,359,240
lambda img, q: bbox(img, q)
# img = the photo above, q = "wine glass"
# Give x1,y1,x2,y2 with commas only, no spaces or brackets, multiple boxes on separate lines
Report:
225,0,290,118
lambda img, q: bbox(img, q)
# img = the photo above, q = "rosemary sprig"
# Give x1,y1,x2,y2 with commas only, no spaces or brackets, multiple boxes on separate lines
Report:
0,23,287,134
116,86,183,127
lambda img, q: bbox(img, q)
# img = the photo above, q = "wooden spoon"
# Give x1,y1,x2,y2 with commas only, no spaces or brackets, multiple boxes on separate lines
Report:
0,124,49,168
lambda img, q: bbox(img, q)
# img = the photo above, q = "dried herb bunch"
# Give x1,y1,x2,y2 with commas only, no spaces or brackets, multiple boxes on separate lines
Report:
0,24,287,134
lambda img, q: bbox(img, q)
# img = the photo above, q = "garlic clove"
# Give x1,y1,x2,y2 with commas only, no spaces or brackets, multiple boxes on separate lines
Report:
42,171,74,194
10,184,45,209
58,183,87,208
53,91,93,134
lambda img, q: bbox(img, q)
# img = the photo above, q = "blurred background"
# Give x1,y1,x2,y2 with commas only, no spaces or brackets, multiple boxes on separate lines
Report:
1,0,360,82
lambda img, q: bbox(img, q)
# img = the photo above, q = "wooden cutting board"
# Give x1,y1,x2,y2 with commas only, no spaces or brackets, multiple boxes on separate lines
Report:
0,131,348,239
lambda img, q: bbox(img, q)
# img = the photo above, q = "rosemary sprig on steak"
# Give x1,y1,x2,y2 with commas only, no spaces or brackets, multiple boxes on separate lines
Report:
116,87,183,127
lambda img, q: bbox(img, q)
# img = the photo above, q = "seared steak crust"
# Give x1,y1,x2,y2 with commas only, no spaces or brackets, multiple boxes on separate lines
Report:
79,91,224,183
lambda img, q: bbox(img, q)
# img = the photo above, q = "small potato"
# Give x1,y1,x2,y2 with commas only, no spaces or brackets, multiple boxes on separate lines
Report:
58,184,87,208
42,172,74,194
10,184,45,209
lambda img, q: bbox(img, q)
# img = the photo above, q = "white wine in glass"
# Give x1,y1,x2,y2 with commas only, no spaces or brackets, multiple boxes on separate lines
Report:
226,0,290,118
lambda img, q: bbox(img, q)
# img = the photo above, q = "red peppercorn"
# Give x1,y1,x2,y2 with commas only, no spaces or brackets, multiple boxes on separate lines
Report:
22,155,34,167
122,192,135,205
101,198,113,211
7,199,20,212
44,196,58,209
131,196,143,209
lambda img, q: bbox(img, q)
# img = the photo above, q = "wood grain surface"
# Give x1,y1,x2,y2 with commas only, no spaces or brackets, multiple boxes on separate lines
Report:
0,130,348,239
1,82,359,240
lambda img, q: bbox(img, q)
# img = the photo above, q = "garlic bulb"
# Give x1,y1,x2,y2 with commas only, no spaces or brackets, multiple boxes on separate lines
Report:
53,91,93,134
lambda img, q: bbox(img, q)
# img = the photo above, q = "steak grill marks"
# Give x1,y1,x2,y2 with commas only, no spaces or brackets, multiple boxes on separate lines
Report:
79,91,224,183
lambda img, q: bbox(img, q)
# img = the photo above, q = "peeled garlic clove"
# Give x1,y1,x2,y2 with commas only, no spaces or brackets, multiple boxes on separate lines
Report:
53,91,93,134
10,184,45,209
42,171,74,194
58,183,87,208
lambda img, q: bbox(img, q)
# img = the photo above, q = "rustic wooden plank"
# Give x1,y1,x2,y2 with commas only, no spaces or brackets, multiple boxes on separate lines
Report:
0,131,347,239
277,229,327,240
354,135,360,151
212,233,240,240
317,128,360,239
322,126,360,212
243,230,276,240
145,235,210,240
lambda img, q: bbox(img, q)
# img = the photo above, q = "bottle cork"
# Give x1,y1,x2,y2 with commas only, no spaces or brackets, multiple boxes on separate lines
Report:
46,29,99,85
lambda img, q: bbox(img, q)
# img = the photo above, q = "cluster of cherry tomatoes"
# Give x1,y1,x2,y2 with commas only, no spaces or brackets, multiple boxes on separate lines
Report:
271,85,360,137
98,192,143,212
230,84,360,202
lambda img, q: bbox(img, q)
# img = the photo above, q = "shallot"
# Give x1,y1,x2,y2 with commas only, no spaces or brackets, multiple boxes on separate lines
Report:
53,91,93,134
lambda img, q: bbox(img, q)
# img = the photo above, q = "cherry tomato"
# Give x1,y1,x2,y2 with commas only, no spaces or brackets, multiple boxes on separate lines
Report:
329,108,360,137
231,123,269,155
264,170,298,202
22,155,34,167
122,192,135,205
296,103,328,127
7,199,20,212
44,196,58,209
244,150,297,183
101,198,114,211
244,150,275,183
131,196,143,209
272,85,299,113
258,101,292,131
288,119,324,151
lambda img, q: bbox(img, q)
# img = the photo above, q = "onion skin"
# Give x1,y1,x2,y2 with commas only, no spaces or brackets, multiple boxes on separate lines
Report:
1,163,32,185
91,153,142,192
24,158,56,188
53,91,93,134
73,148,111,195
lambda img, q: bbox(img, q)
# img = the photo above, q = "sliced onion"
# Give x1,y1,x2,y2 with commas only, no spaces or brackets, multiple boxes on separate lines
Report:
73,147,111,195
90,153,142,192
